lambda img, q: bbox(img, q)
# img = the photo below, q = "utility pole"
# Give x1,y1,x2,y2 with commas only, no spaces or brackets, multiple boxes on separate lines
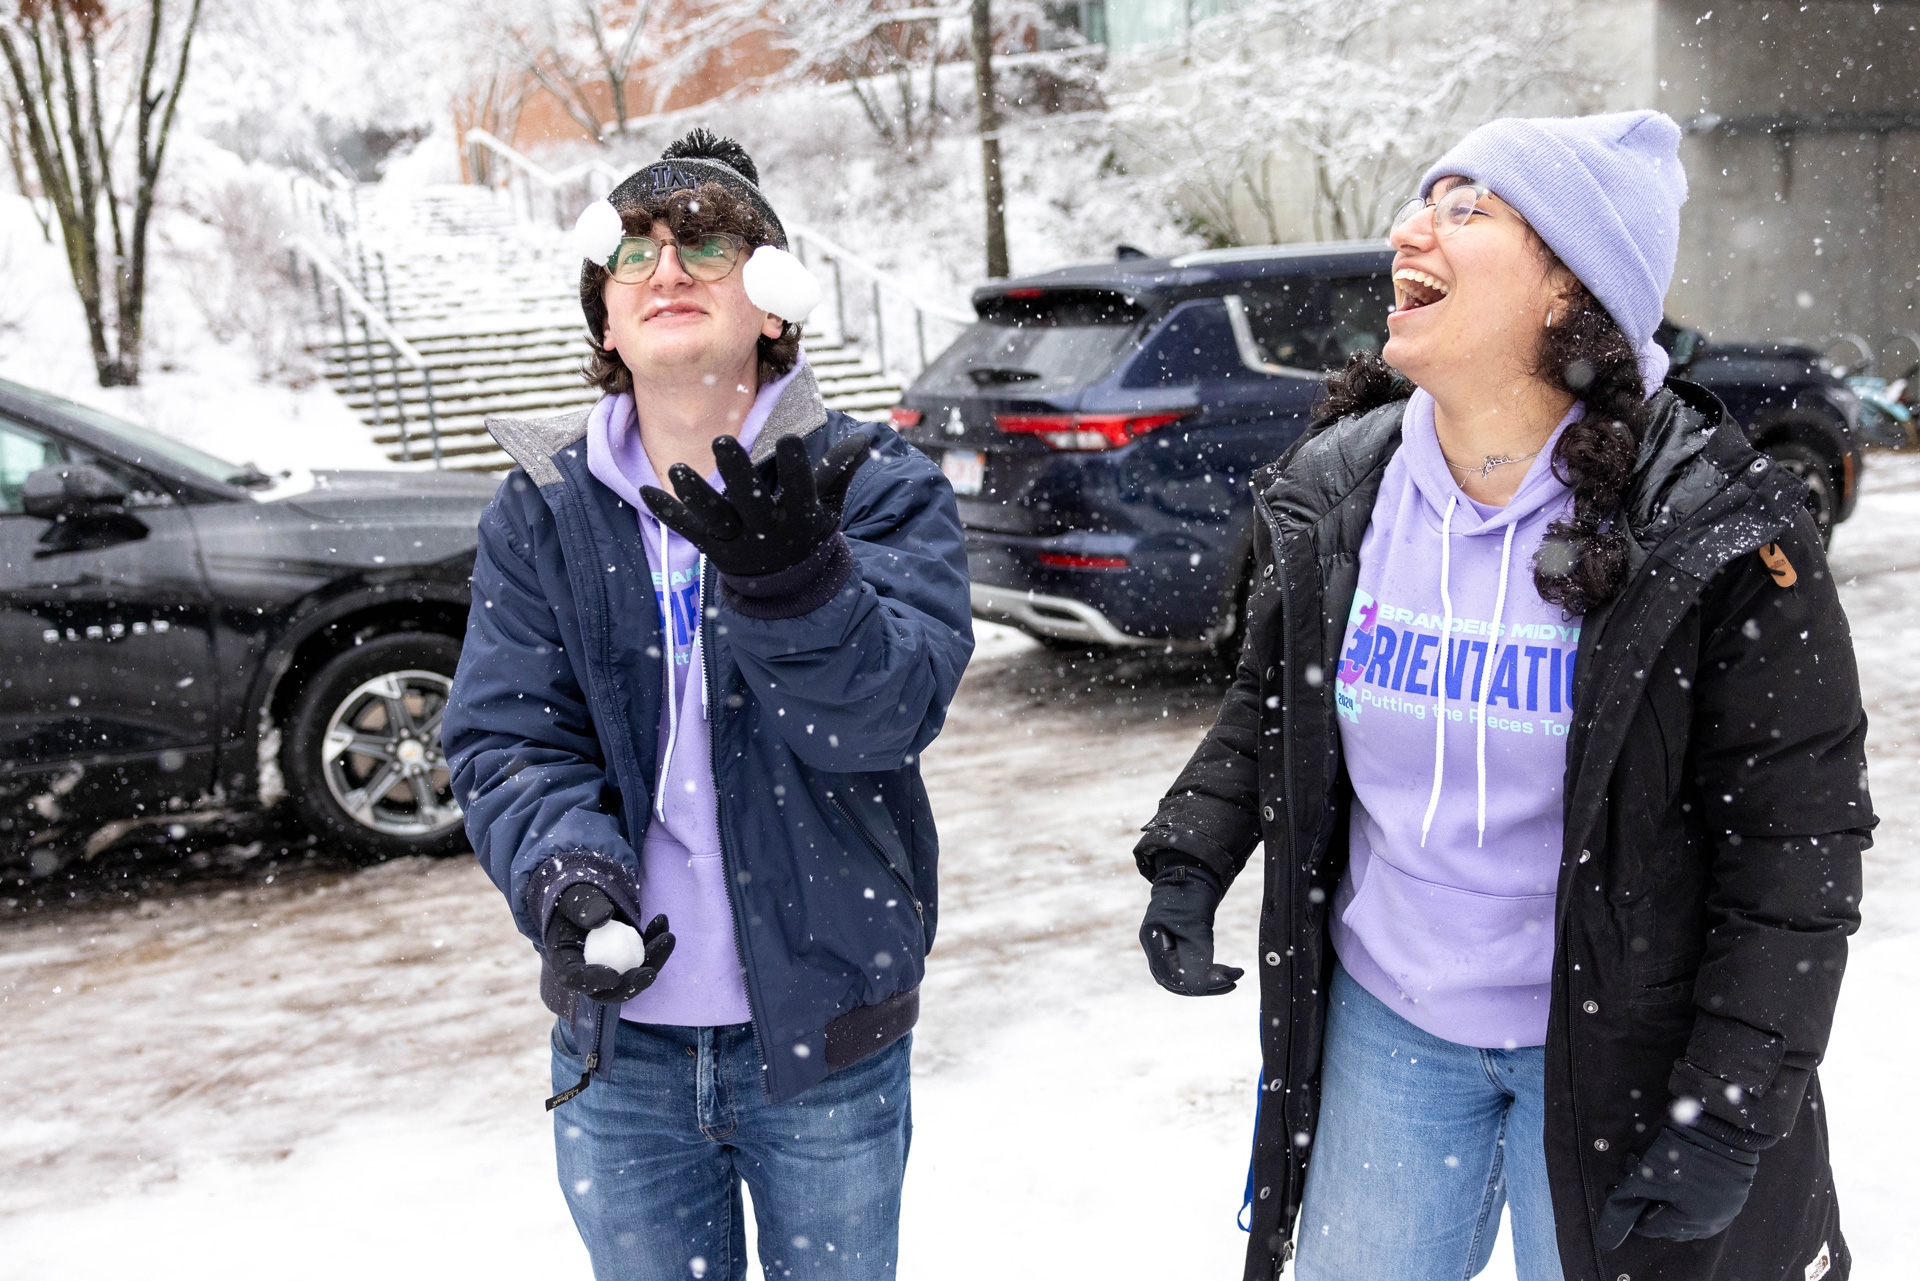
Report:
970,0,1010,279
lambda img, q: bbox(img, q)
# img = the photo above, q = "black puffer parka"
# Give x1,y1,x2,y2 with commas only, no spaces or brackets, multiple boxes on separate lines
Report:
1136,382,1871,1281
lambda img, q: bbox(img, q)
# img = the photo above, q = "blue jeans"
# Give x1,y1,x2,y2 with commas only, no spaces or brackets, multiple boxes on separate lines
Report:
552,1017,911,1280
1293,965,1565,1281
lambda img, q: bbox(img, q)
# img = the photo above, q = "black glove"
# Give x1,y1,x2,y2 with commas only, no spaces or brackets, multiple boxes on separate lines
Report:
1140,863,1243,996
543,883,675,1005
1595,1123,1762,1248
641,433,869,579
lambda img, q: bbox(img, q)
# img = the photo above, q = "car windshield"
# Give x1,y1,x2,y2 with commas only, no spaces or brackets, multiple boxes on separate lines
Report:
917,289,1148,397
3,381,256,487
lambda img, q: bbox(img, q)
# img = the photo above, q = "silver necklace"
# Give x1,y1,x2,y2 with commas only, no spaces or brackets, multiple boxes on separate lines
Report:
1442,448,1541,480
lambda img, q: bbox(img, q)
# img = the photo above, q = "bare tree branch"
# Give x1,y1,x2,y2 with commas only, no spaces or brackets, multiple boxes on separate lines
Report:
1,0,205,385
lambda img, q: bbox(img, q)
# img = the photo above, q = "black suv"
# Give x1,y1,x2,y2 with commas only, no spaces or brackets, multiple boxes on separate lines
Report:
1656,319,1865,535
894,243,1864,653
0,378,497,875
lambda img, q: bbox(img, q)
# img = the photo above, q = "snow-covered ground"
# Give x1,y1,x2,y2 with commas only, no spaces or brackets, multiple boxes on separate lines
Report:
4,453,1919,1278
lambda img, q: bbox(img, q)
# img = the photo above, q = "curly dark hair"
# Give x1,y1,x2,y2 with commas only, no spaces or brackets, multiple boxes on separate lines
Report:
1311,254,1651,616
580,180,802,395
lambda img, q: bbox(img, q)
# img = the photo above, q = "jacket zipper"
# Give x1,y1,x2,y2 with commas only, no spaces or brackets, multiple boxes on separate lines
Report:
702,558,770,1082
542,485,653,1107
828,792,923,919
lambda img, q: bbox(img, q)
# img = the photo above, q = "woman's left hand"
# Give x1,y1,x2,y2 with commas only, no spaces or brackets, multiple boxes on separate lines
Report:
1595,1123,1760,1248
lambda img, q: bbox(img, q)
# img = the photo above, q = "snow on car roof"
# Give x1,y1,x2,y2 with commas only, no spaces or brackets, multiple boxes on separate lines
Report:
1167,239,1392,268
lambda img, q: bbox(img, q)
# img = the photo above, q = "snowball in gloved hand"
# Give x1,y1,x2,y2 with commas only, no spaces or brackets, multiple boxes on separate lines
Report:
742,245,822,323
582,918,651,972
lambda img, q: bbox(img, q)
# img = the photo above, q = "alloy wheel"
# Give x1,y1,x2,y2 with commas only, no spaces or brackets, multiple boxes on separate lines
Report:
319,669,462,838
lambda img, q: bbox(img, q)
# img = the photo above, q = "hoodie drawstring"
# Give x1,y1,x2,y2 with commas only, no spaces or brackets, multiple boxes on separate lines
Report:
1417,497,1518,849
1475,523,1518,847
1418,495,1457,848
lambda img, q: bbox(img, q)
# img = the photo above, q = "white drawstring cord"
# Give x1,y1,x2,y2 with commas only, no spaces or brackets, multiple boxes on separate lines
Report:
1475,523,1517,847
1419,496,1458,847
654,518,678,822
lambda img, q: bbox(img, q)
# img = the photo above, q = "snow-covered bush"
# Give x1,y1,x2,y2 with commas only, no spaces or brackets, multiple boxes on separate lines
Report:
167,167,318,388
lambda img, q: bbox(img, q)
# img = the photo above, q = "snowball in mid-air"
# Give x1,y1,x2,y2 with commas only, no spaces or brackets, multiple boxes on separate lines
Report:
583,918,649,972
572,199,625,266
742,245,822,322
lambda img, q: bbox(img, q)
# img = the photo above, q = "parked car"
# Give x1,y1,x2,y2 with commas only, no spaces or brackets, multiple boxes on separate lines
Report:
0,378,497,875
893,243,1864,655
1655,319,1865,536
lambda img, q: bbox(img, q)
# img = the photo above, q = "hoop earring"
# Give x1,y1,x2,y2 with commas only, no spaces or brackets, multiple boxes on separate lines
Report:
1545,310,1556,328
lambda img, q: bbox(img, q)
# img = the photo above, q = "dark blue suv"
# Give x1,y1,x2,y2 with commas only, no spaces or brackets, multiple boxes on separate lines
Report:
892,243,1863,653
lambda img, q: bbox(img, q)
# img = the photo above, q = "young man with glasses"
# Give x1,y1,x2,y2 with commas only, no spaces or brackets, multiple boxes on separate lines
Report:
444,130,973,1280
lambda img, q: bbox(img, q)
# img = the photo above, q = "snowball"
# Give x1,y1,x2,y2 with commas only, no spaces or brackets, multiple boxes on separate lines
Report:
571,199,625,266
583,918,649,971
742,245,822,322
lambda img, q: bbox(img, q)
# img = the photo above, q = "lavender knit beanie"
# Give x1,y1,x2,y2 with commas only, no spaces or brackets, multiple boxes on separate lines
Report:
1419,110,1688,357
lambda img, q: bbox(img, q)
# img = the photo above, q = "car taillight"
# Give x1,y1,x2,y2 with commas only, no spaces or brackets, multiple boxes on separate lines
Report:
890,406,924,428
1037,552,1129,570
994,411,1189,451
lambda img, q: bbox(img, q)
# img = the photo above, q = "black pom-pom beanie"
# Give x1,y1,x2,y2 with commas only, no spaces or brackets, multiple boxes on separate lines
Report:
605,128,786,248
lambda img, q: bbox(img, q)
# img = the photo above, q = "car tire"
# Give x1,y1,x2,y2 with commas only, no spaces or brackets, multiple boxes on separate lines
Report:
1762,441,1836,546
283,632,467,862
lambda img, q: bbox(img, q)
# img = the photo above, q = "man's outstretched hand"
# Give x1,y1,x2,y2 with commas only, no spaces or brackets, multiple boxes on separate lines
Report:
641,434,869,579
544,883,674,1005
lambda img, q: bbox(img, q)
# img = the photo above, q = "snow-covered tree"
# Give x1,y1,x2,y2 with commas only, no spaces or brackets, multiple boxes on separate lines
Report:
754,3,1085,155
1107,0,1578,245
0,0,205,386
753,2,967,155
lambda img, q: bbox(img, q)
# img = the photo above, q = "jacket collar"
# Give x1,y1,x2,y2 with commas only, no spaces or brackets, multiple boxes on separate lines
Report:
483,361,829,487
1256,397,1405,532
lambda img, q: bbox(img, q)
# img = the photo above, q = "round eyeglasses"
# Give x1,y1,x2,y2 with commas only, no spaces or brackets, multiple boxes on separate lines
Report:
606,233,746,285
1389,181,1493,239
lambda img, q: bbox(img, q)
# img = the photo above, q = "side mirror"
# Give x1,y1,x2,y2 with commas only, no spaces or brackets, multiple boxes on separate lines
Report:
1671,327,1703,370
22,463,129,520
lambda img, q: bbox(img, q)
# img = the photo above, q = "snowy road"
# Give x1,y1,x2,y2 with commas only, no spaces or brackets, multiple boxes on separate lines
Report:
5,459,1920,1279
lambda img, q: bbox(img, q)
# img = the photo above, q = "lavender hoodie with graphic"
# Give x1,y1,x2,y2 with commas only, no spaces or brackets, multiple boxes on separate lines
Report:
582,362,802,1027
1328,390,1583,1050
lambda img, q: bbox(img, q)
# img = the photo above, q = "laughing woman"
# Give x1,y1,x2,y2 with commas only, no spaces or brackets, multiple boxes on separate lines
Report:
1134,112,1871,1281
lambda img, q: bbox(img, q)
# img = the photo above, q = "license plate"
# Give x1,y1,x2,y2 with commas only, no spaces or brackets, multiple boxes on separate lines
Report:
941,449,984,496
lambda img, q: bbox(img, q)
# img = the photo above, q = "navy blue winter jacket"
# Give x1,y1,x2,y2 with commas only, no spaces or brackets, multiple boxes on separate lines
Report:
443,366,973,1102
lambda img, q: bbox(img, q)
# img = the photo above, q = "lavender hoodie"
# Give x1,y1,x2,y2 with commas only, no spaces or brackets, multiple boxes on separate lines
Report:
583,361,802,1026
1328,389,1583,1050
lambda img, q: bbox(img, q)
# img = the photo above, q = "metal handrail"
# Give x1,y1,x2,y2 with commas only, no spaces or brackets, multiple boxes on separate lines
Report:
466,127,626,189
460,128,976,377
465,128,623,227
289,234,444,467
784,221,973,326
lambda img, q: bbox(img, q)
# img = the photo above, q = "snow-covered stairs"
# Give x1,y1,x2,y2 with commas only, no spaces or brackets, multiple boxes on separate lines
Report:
314,185,908,472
